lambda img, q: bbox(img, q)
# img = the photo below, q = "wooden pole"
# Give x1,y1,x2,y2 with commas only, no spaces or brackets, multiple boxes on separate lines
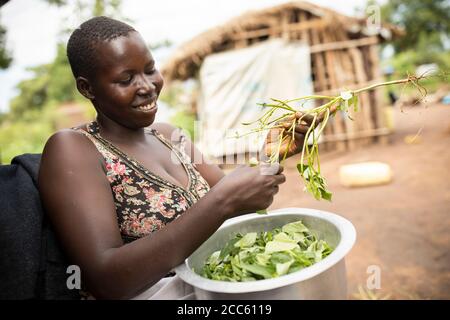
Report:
368,44,389,145
229,19,327,41
319,28,347,151
349,46,375,146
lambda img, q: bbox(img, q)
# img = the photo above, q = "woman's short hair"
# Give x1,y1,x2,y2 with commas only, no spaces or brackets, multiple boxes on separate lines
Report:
67,16,135,78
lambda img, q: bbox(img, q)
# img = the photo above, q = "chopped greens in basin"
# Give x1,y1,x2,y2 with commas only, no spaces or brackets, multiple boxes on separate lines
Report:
200,220,333,281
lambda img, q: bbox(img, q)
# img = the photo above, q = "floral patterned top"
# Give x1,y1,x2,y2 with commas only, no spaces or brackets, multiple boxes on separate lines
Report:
74,121,210,243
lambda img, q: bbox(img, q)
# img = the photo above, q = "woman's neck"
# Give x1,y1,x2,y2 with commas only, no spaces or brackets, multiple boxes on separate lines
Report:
95,114,147,144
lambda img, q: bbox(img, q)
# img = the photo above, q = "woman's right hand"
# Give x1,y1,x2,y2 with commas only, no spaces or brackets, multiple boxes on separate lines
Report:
211,164,286,218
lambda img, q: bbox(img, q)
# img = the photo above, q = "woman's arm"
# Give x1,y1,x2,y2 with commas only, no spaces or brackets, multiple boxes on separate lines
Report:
39,130,284,299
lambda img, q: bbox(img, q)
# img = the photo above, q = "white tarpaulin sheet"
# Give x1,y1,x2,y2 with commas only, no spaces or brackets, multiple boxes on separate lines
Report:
197,39,314,158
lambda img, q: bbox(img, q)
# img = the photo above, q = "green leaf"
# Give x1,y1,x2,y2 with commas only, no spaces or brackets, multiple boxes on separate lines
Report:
306,179,321,200
206,250,221,266
276,260,294,276
350,95,359,112
319,187,333,201
255,253,271,266
230,255,243,277
273,232,298,243
296,163,309,175
270,252,293,265
219,237,241,260
339,100,348,112
282,220,309,234
240,262,274,279
290,232,306,243
234,232,257,248
265,240,299,254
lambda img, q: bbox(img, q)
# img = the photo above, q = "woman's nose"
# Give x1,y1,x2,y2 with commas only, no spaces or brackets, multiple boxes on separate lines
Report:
136,74,155,95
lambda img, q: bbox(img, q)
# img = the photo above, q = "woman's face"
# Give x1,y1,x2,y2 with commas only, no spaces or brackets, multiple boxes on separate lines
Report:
89,31,164,129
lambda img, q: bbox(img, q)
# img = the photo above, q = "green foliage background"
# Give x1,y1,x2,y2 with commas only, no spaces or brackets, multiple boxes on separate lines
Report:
0,0,122,164
378,0,450,83
0,22,12,69
0,43,84,164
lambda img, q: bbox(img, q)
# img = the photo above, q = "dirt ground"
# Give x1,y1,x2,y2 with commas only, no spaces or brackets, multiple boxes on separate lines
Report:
269,102,450,299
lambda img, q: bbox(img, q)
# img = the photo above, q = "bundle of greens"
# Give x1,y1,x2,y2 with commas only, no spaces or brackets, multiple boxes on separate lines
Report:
237,74,428,202
200,220,333,281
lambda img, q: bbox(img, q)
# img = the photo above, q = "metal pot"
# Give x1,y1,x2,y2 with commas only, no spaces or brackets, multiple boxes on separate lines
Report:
175,207,356,299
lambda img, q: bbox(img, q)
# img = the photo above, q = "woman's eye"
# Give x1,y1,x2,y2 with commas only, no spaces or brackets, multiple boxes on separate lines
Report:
119,76,132,84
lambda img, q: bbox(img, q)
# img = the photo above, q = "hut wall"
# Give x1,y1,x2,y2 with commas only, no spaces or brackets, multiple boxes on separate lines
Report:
214,11,388,152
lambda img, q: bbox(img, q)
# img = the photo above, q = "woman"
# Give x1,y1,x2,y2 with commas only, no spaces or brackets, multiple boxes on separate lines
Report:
38,16,313,299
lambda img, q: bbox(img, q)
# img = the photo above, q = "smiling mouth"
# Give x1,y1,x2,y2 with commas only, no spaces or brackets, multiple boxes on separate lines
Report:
135,101,157,112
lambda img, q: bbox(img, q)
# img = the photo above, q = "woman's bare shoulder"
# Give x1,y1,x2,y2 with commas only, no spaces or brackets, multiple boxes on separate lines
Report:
44,124,93,149
40,127,102,170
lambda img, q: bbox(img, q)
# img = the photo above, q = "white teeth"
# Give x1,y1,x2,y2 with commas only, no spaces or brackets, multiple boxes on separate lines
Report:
136,102,156,111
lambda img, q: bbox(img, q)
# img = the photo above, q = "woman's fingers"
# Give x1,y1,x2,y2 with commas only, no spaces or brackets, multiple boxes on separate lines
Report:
259,162,280,176
282,122,308,133
265,127,283,144
294,131,304,140
277,165,284,175
280,110,327,129
295,124,309,134
273,173,286,185
295,111,315,125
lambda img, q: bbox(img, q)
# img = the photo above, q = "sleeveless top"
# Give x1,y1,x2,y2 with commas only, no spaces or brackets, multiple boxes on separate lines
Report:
74,121,210,243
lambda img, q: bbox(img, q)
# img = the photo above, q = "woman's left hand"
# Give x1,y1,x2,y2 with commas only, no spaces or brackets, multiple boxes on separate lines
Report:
263,112,316,160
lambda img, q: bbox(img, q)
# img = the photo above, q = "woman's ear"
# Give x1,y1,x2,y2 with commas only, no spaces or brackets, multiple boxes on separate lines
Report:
76,77,95,100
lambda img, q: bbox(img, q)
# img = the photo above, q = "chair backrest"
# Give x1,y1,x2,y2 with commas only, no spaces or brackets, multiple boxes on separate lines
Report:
0,154,80,300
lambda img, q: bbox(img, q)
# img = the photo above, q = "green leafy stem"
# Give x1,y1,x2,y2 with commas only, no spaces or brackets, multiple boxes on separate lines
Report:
238,74,428,202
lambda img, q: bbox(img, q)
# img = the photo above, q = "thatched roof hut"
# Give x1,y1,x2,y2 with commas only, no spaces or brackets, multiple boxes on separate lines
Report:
162,1,403,152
